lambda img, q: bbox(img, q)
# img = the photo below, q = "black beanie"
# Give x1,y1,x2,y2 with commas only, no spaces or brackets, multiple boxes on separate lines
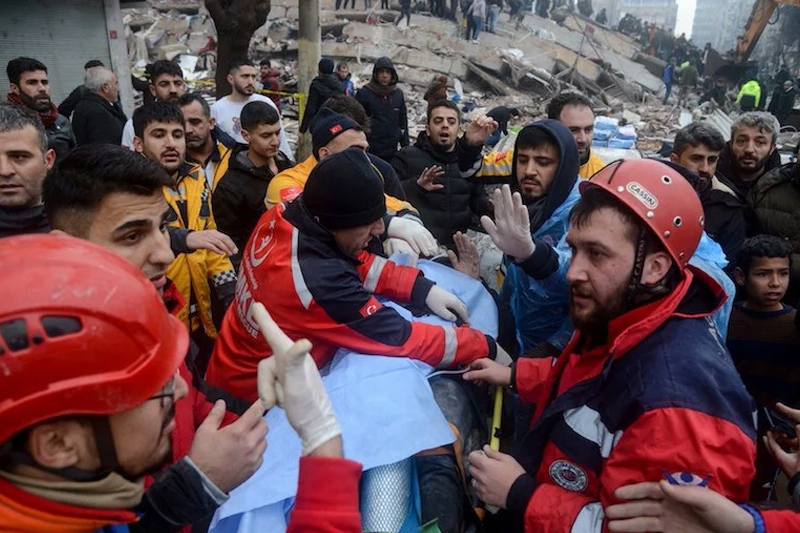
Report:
310,108,361,159
319,58,335,74
303,147,386,230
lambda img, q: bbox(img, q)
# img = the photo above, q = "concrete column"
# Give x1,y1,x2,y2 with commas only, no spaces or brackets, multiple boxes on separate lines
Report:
298,0,321,160
104,0,135,117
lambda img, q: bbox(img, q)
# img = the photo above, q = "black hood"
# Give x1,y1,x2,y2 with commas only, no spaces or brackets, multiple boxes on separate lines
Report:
513,119,580,232
311,73,346,98
372,56,399,85
716,142,782,200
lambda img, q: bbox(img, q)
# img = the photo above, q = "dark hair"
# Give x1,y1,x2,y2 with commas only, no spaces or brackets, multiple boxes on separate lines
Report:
44,145,173,236
84,59,104,70
673,122,725,155
320,95,370,134
6,57,47,86
0,103,48,153
177,92,211,118
546,92,594,120
240,101,279,130
259,59,271,67
229,58,255,75
427,99,460,123
570,185,663,254
516,126,559,154
133,102,184,138
736,235,793,275
148,59,183,83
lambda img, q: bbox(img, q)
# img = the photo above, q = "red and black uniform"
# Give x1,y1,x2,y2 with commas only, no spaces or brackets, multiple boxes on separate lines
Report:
506,267,757,533
208,199,496,401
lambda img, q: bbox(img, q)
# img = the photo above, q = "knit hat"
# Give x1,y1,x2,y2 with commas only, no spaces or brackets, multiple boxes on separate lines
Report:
319,58,335,74
310,108,361,159
303,147,386,230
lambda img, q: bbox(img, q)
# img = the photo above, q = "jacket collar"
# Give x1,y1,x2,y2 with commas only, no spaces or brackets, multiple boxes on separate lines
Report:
281,200,367,266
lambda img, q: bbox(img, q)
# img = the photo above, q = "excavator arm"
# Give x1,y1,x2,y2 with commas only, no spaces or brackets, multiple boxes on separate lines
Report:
736,0,800,63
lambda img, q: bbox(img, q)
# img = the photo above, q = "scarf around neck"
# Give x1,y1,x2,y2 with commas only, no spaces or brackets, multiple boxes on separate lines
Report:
366,79,397,97
7,92,59,126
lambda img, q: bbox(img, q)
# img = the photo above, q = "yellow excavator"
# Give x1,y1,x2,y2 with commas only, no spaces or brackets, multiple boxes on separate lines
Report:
736,0,800,63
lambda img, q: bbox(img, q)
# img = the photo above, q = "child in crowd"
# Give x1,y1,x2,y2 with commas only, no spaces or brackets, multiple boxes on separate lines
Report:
728,234,800,499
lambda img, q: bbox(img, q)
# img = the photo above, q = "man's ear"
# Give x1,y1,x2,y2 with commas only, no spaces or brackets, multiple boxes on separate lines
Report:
641,250,674,286
733,266,746,287
44,148,56,171
209,117,216,130
241,129,251,144
668,152,679,163
8,83,20,95
227,73,234,87
149,84,157,98
26,421,85,470
132,136,144,154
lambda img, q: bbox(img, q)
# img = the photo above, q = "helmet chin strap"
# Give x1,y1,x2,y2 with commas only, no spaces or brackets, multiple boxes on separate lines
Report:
622,226,672,313
4,416,119,483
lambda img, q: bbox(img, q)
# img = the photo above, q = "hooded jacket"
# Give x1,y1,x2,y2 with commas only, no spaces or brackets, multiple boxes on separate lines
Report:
212,144,294,268
0,205,51,239
72,91,128,146
299,73,345,133
393,131,491,247
355,57,409,159
507,267,756,533
715,142,782,202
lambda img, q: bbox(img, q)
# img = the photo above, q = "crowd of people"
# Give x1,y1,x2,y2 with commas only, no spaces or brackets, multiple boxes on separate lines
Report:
3,48,800,533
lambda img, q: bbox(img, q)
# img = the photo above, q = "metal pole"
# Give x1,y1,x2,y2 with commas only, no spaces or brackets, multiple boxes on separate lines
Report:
298,0,321,161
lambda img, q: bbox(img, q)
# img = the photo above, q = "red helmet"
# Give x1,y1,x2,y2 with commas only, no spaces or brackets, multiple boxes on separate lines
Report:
580,159,704,268
0,235,188,446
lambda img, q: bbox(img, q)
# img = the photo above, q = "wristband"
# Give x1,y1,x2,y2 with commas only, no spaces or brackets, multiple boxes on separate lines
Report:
739,504,765,533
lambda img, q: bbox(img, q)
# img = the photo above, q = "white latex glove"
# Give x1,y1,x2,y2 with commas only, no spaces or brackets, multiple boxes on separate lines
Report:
386,216,439,257
253,303,341,455
480,184,535,262
384,238,419,266
425,284,470,325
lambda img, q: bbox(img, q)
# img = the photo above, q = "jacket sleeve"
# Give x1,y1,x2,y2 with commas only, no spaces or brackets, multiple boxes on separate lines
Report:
287,457,363,533
459,146,515,181
763,509,800,532
512,408,756,533
379,158,407,199
355,89,371,116
210,177,242,248
299,251,496,367
399,93,409,148
514,357,555,404
716,209,745,272
72,108,87,146
300,87,319,133
391,150,414,182
57,86,82,118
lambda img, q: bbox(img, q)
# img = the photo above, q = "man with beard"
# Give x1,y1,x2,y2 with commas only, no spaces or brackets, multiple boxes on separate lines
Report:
132,102,238,346
463,160,756,533
5,57,75,160
717,111,781,203
299,58,345,135
121,60,187,149
178,92,236,191
72,67,128,146
669,122,745,270
0,104,55,238
211,58,292,159
547,92,606,179
392,100,491,248
747,142,800,303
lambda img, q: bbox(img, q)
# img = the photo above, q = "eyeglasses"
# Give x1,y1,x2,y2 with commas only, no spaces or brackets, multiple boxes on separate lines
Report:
148,373,177,409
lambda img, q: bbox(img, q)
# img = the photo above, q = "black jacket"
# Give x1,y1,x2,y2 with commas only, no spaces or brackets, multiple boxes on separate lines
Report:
487,106,520,135
0,205,50,239
299,73,345,133
393,132,490,247
715,142,782,202
46,114,77,160
768,87,796,124
356,57,409,159
213,145,294,268
72,91,128,146
702,176,746,272
58,85,90,118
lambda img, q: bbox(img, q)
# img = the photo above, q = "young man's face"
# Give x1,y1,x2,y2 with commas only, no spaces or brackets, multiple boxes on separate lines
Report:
337,64,349,78
557,104,594,165
331,217,386,258
670,143,720,182
0,125,55,208
375,68,393,86
565,207,636,334
180,101,214,150
734,256,790,312
11,70,52,112
150,73,186,103
134,121,186,176
515,143,559,201
243,122,282,159
82,190,175,294
426,106,459,151
260,64,270,78
731,125,775,177
228,66,258,97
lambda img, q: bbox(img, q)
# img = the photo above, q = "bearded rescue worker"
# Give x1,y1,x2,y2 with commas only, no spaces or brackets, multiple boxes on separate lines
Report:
464,159,757,533
208,147,498,400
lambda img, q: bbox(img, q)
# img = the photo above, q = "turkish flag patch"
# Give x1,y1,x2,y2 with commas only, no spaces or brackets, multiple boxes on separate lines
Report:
329,124,343,135
280,186,303,202
359,297,382,317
